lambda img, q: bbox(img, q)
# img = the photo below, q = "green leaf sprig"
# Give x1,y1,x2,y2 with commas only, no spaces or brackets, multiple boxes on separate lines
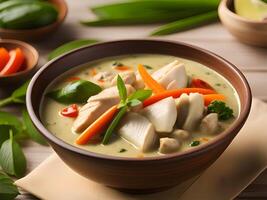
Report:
207,100,234,120
0,172,19,200
102,75,152,144
0,80,29,108
47,80,102,104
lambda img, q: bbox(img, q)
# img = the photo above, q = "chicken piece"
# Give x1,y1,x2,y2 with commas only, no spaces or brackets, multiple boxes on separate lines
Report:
111,71,136,86
159,138,180,154
72,101,116,133
92,71,116,87
183,93,204,131
142,97,177,133
152,60,187,89
88,85,135,103
118,112,157,152
200,113,219,134
132,73,145,89
175,93,190,128
172,129,190,141
73,85,135,133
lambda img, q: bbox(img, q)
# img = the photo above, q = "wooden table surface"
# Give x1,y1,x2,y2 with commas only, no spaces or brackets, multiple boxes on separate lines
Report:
1,0,267,199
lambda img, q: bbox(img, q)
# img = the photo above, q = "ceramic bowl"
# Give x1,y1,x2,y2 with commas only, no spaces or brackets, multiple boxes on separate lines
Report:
219,0,267,47
0,0,68,41
0,39,39,85
26,40,251,193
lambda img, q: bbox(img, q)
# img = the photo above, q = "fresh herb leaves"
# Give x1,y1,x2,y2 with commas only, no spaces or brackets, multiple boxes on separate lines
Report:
47,80,102,104
119,148,127,153
208,100,234,120
22,109,47,146
143,65,153,70
0,131,26,178
0,172,19,200
0,81,29,108
102,75,152,144
190,140,200,147
112,61,123,67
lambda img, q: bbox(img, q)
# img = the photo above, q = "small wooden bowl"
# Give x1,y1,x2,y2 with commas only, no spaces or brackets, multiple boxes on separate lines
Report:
0,39,39,85
0,0,68,41
219,0,267,47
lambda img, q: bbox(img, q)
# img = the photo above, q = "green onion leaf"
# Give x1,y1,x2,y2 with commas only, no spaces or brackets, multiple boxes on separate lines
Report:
102,106,128,145
150,10,218,36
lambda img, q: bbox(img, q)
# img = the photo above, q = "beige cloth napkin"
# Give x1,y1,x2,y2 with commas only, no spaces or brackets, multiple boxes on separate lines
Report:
16,98,267,200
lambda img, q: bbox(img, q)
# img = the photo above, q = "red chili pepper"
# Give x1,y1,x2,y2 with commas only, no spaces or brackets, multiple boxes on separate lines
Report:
190,78,214,90
60,104,79,118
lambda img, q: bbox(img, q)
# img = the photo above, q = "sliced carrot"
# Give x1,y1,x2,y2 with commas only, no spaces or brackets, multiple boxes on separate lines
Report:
143,88,215,107
114,65,131,71
0,48,10,71
75,105,118,145
138,64,165,94
204,94,226,106
0,48,24,76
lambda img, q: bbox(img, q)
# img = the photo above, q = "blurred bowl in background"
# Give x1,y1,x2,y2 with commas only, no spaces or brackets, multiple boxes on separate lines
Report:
219,0,267,47
0,39,39,85
0,0,68,41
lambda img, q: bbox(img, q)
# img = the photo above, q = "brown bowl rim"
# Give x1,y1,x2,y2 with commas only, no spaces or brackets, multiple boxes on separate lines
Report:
220,0,267,25
26,39,252,162
0,0,68,34
0,39,39,78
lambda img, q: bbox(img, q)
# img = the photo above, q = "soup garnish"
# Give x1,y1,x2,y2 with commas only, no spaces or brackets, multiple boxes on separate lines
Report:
42,54,238,157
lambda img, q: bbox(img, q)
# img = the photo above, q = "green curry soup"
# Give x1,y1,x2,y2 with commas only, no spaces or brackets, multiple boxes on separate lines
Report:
41,54,239,158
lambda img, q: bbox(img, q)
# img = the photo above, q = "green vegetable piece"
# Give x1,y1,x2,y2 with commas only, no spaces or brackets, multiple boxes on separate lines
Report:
150,10,218,36
117,75,127,104
128,89,152,102
0,111,23,146
102,77,152,144
0,0,40,13
91,0,220,19
0,2,58,29
119,148,127,153
0,80,29,108
22,109,47,146
112,61,123,66
0,172,19,200
143,65,153,69
47,80,102,104
208,100,234,121
102,106,128,145
48,39,99,60
0,131,26,178
190,140,200,147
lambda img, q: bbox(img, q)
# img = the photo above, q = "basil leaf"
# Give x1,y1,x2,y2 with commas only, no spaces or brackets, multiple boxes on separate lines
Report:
128,89,152,102
0,81,29,108
11,81,30,103
48,39,99,60
0,111,23,146
102,106,128,145
47,80,102,104
117,75,127,103
0,131,26,178
0,172,19,200
128,99,142,107
22,109,48,146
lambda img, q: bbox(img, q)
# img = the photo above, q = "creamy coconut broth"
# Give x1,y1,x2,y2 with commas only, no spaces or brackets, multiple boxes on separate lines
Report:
41,54,239,158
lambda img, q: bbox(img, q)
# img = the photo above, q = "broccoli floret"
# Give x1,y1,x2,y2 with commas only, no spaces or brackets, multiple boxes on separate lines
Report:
207,100,234,120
